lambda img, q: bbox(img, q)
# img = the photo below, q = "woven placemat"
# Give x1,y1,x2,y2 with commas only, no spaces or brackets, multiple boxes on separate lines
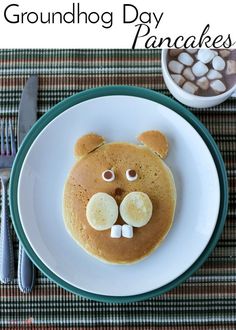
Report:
0,49,235,329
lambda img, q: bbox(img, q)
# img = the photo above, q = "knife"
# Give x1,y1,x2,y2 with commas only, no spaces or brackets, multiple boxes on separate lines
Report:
17,75,38,293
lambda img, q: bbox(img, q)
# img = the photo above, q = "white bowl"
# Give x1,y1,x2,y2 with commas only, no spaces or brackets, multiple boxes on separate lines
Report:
161,49,236,108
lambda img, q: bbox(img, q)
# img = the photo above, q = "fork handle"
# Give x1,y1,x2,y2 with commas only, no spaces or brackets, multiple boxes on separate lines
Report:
0,178,14,283
18,244,35,293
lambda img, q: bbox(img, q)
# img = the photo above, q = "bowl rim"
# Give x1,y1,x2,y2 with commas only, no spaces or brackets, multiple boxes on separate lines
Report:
9,85,228,303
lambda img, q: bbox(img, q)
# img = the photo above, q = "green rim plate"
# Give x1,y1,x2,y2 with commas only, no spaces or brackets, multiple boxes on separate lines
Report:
9,86,228,303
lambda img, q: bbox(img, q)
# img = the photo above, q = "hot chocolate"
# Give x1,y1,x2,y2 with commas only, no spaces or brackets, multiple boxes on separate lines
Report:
167,49,236,96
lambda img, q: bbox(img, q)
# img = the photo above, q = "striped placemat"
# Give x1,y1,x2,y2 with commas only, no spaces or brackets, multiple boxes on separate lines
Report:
0,49,235,329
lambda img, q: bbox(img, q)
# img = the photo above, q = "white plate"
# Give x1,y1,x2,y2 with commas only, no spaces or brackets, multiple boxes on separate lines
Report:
18,95,220,296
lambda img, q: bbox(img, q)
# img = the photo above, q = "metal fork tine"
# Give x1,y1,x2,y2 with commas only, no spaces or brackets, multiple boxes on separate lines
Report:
0,120,4,155
0,119,16,284
9,120,16,156
5,120,10,156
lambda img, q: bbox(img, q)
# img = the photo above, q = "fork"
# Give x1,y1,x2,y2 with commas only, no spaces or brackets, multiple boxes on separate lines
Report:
0,120,16,283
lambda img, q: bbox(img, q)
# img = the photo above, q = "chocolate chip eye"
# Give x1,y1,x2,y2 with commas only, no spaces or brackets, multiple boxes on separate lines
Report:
126,169,138,181
102,170,115,182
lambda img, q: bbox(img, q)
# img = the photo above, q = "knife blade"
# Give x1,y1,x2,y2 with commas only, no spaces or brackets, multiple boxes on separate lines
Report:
17,75,38,146
17,75,38,293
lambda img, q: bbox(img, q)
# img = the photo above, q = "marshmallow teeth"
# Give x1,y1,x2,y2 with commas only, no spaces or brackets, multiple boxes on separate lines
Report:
110,224,133,239
110,225,122,238
120,192,153,228
122,225,133,238
86,192,118,230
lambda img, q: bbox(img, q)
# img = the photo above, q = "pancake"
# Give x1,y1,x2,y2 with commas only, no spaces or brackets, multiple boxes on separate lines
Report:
63,134,176,264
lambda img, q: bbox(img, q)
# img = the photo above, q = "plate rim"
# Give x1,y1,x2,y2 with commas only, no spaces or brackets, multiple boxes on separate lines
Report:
9,85,228,303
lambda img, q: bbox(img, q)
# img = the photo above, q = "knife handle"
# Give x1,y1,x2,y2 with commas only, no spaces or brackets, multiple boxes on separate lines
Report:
0,177,15,283
18,244,35,293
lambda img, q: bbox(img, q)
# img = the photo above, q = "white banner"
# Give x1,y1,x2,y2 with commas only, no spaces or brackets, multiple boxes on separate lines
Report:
0,0,235,48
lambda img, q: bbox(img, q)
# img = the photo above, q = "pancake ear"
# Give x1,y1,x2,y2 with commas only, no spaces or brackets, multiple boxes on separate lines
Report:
74,133,105,158
138,130,169,159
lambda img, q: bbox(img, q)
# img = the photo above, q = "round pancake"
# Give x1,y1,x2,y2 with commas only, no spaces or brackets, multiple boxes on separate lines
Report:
63,142,176,264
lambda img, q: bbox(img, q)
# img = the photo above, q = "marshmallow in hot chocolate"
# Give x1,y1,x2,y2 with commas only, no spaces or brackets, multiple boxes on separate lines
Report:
168,49,236,96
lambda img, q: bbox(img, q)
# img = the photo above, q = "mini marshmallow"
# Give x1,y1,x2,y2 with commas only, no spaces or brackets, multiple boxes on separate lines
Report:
197,49,215,64
171,74,185,86
210,80,226,93
183,67,195,81
126,169,138,181
178,52,194,66
111,225,122,238
207,69,223,80
122,224,133,238
226,60,236,75
169,49,182,56
219,50,231,58
192,61,209,77
186,49,198,54
168,60,184,74
212,56,226,71
102,170,115,182
196,77,209,90
182,82,199,95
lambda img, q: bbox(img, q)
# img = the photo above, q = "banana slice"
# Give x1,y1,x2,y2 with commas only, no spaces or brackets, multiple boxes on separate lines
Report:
120,192,153,227
86,192,118,231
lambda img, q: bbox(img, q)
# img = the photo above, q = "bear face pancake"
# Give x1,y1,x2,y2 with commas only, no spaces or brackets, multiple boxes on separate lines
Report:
63,131,176,264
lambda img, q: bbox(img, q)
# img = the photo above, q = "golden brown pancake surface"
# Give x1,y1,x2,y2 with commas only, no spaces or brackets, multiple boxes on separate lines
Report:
63,131,176,264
